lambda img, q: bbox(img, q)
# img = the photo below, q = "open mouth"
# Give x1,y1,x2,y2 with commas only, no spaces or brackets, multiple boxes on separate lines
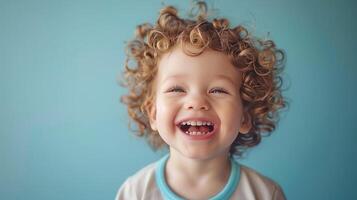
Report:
178,121,215,136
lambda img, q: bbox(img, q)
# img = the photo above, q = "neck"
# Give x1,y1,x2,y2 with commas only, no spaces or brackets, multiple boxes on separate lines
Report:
166,148,231,189
167,149,230,178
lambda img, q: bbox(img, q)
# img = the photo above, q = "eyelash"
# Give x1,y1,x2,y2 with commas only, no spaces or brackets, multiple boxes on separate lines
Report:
167,86,228,94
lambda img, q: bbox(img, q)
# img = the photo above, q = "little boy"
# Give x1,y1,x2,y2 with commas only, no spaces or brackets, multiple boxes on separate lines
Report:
117,2,287,199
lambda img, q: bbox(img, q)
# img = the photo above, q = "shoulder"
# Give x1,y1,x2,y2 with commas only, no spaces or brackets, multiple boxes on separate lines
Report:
235,163,286,200
115,162,161,200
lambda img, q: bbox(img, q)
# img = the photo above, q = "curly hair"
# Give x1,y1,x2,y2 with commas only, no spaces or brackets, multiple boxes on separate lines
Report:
120,2,287,158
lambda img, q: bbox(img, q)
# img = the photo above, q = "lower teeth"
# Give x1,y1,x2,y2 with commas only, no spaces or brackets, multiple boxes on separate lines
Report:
185,131,208,136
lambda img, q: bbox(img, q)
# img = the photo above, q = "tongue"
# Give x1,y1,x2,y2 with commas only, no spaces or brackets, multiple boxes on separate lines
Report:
188,125,210,133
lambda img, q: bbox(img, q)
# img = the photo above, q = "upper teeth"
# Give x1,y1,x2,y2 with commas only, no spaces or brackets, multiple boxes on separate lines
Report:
181,121,213,126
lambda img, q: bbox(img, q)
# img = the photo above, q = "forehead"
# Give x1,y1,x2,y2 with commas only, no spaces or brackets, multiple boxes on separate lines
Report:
156,46,241,84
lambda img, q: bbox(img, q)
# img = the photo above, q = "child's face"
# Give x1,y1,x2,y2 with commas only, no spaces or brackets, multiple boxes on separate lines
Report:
149,46,251,160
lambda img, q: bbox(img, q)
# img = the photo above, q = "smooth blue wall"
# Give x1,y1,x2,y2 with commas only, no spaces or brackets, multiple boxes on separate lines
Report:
1,0,356,199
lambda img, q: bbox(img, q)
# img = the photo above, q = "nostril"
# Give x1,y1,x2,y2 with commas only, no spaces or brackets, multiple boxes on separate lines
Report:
187,105,209,110
201,105,209,110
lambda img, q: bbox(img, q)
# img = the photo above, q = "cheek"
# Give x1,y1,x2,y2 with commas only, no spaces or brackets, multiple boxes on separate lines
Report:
155,98,178,127
155,98,179,144
219,101,243,130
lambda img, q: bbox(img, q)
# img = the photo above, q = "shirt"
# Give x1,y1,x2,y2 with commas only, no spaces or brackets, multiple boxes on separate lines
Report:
116,155,286,200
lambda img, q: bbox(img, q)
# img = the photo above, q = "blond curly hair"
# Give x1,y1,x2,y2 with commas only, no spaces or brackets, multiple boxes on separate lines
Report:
120,2,287,157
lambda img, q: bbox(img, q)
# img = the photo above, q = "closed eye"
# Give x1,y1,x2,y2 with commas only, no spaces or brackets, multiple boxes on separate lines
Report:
166,86,229,94
210,87,229,94
167,86,185,93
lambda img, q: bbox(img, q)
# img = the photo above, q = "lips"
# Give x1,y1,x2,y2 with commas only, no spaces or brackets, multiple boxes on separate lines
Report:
175,117,219,140
175,117,217,127
180,124,213,134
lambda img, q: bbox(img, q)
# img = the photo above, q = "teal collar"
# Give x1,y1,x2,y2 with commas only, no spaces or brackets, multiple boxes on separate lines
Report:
155,154,240,200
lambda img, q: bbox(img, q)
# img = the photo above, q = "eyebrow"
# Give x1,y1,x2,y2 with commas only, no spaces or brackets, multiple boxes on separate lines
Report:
163,74,236,85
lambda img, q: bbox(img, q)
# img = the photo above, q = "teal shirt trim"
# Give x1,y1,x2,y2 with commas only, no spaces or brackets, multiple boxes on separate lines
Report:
155,154,241,200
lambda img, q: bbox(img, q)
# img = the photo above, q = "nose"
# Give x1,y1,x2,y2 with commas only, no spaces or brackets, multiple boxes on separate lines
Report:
184,94,210,111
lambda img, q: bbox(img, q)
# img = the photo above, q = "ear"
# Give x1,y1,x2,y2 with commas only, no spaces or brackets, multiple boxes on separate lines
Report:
239,112,252,134
147,104,157,131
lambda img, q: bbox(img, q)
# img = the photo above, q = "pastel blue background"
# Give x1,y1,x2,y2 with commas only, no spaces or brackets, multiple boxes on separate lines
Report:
1,0,356,199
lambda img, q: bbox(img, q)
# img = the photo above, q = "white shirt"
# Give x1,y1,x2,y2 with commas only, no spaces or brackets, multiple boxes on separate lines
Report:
116,157,286,200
